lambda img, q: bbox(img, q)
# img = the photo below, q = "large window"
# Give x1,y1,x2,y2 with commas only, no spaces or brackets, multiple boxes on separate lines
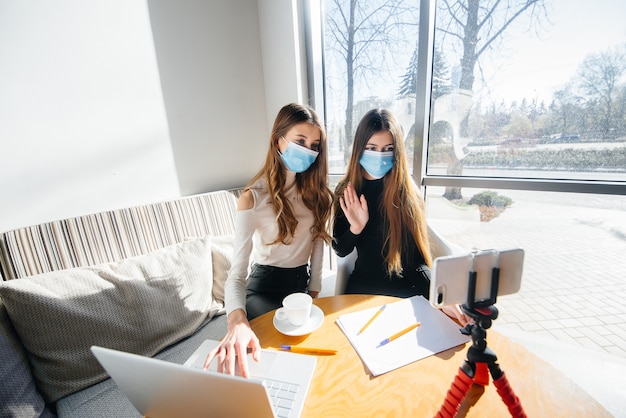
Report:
323,0,422,174
425,0,626,196
320,0,626,361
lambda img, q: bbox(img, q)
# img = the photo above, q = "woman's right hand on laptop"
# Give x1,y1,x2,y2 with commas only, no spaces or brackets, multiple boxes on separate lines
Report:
203,309,261,377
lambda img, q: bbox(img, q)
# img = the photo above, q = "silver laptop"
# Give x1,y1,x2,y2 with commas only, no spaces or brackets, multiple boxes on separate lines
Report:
91,340,316,418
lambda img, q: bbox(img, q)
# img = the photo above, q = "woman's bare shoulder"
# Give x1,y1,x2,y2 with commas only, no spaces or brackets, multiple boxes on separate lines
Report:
237,189,255,210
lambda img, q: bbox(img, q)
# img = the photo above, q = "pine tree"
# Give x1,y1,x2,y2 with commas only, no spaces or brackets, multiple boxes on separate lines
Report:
397,47,419,98
432,46,453,100
397,44,452,99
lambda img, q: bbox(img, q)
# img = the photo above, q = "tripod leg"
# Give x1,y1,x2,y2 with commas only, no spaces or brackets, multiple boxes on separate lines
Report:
473,362,490,386
489,363,527,418
435,363,473,418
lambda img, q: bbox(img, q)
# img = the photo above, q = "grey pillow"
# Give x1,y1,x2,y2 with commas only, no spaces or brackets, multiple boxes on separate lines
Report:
0,235,219,403
0,305,55,418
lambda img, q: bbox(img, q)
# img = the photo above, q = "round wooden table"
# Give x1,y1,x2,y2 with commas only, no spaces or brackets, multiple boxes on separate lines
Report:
250,294,611,418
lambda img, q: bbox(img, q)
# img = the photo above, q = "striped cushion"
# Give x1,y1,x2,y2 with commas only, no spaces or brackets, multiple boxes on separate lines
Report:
0,190,240,281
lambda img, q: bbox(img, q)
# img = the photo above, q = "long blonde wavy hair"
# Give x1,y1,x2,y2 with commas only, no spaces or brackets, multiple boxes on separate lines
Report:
333,108,432,275
247,103,333,245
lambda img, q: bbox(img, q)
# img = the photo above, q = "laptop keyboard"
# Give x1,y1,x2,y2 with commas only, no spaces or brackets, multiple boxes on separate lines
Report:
188,362,302,418
261,378,301,418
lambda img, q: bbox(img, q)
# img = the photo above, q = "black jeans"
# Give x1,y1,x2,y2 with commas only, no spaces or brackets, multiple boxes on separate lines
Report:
245,264,310,320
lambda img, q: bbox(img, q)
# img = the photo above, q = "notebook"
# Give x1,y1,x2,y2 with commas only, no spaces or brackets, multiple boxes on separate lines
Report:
91,340,316,418
335,295,470,376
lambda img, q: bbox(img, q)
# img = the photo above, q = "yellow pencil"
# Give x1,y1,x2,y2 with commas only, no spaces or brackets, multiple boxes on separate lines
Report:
376,322,421,348
280,345,337,355
358,304,386,334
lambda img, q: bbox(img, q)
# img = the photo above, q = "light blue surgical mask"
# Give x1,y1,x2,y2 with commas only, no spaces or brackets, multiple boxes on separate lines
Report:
279,137,319,173
359,150,394,179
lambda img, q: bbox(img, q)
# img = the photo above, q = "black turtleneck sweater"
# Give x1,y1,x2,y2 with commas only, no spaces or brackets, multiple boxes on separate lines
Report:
332,178,430,299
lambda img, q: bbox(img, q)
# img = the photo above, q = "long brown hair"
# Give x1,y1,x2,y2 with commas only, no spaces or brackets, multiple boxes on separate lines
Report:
248,103,332,245
333,108,432,275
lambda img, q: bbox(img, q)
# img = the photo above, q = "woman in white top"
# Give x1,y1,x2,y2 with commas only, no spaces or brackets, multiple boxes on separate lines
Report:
204,103,333,376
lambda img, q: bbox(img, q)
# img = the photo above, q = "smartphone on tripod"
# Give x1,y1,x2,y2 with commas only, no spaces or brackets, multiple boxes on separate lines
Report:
429,248,524,308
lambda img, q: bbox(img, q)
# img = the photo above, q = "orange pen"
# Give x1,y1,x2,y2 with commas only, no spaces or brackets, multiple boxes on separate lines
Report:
376,322,421,348
280,345,337,355
358,304,386,334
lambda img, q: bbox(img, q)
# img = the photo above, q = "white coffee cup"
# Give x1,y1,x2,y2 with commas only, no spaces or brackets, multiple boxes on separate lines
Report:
275,292,312,327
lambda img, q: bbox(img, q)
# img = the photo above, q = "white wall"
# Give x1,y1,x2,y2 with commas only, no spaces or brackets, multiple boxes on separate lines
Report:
0,0,308,232
147,0,268,195
0,0,179,231
258,0,307,123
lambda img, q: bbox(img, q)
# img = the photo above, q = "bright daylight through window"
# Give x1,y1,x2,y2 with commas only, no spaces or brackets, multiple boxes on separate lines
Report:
321,0,626,360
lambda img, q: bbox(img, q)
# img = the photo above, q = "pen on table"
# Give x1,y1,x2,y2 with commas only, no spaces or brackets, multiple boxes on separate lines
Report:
376,322,421,348
358,304,386,335
280,345,337,355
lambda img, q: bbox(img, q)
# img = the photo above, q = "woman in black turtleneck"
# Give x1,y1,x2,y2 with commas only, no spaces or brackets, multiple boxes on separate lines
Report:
332,109,469,324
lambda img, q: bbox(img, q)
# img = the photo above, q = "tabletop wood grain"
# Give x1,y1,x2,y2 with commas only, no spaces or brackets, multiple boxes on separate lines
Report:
250,294,611,418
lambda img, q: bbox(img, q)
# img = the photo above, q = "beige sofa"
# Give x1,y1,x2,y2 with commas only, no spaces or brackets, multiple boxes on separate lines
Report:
0,188,338,417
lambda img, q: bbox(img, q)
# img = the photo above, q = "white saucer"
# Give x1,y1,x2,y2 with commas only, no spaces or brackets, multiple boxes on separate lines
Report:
273,305,324,336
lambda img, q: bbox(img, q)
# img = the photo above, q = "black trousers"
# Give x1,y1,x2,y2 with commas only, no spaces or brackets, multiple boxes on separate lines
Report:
345,264,431,299
245,264,310,320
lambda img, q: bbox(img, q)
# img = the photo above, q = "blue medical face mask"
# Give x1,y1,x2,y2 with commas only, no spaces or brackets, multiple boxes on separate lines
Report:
359,150,394,179
279,137,319,173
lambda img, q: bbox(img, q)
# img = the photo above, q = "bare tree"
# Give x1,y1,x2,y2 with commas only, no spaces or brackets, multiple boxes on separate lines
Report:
325,0,417,162
576,46,626,138
436,0,548,199
547,85,582,136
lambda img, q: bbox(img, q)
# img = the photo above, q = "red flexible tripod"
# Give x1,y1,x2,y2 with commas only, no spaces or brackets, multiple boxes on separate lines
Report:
435,259,526,418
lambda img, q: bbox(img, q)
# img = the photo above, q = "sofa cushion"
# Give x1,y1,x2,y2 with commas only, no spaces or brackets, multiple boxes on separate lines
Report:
209,234,234,307
0,305,55,418
0,235,221,403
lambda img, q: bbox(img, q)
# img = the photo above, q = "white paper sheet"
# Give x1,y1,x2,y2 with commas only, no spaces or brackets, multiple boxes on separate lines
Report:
336,295,470,376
